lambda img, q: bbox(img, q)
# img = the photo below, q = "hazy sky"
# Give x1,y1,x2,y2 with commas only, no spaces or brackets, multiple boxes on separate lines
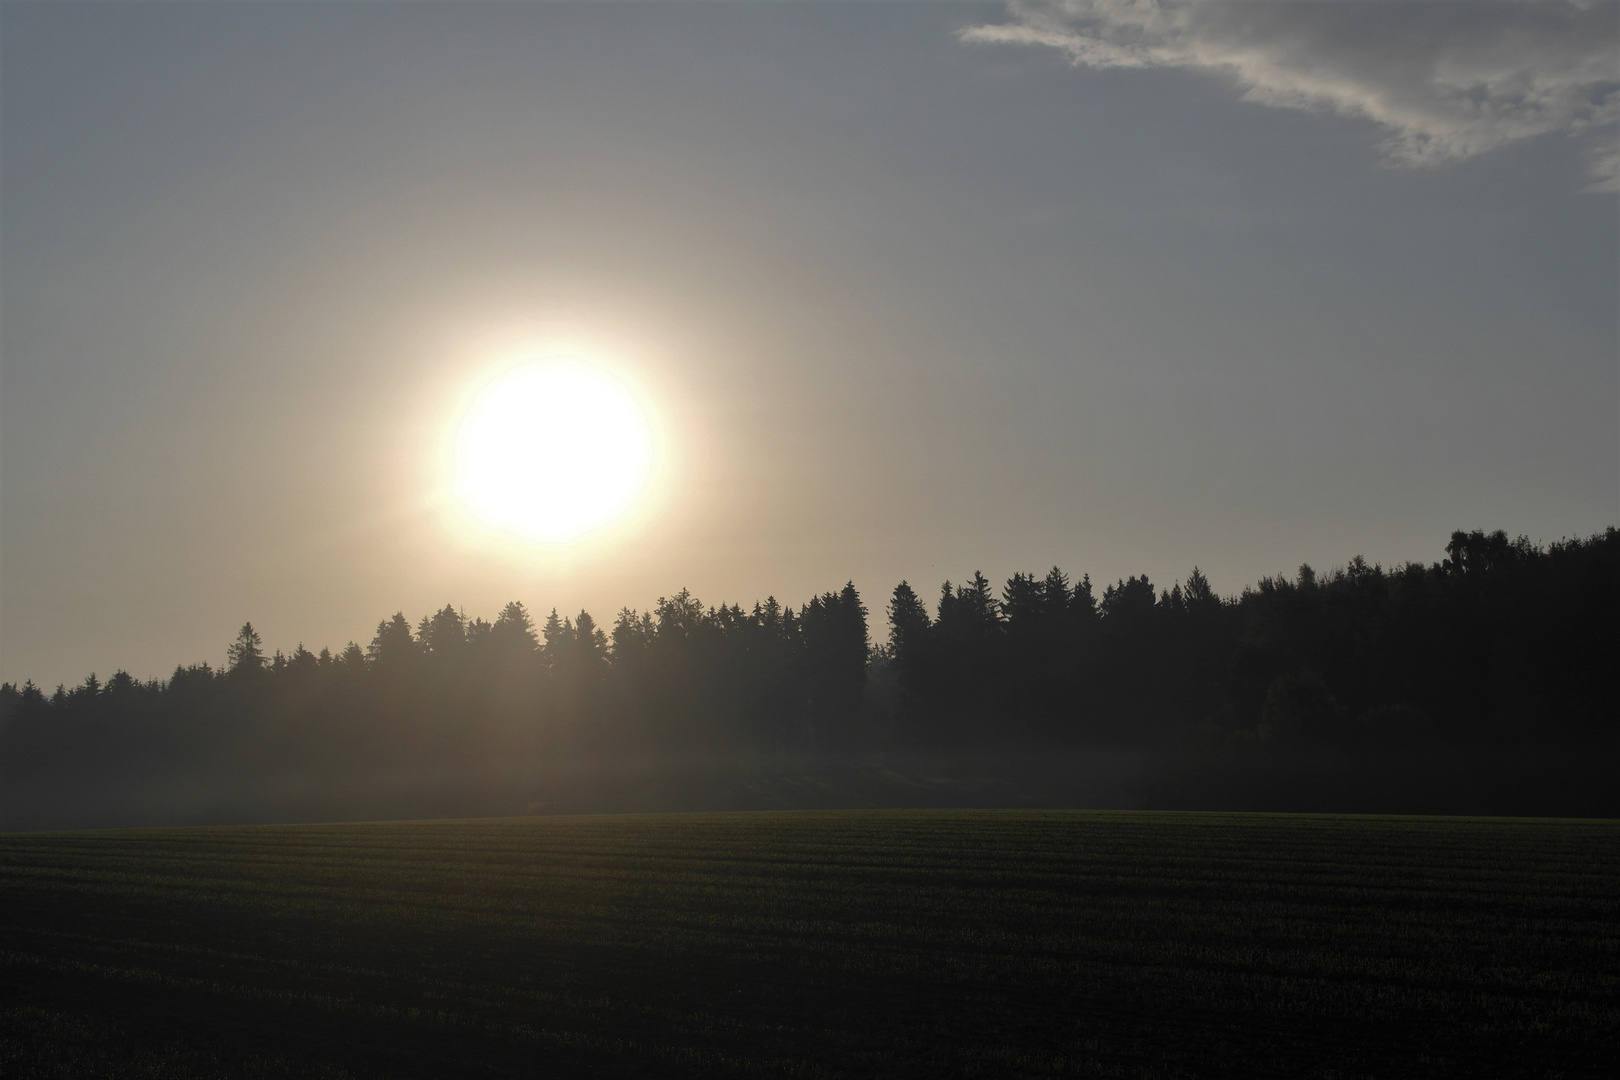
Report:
3,0,1616,688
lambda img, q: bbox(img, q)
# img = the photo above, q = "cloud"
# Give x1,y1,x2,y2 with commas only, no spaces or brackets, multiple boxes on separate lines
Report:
964,0,1620,191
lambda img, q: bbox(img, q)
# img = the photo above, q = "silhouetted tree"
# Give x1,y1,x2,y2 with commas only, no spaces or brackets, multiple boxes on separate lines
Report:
419,605,466,657
802,583,868,751
3,528,1616,812
227,623,265,674
368,614,416,670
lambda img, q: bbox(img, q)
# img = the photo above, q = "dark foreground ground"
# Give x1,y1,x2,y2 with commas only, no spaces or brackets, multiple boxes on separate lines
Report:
7,746,1615,831
3,811,1616,1078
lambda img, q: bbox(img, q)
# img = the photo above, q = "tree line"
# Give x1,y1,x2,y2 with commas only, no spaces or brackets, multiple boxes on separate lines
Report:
3,529,1615,785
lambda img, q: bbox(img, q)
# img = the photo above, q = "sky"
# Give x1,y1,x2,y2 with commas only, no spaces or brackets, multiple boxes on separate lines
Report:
2,0,1616,689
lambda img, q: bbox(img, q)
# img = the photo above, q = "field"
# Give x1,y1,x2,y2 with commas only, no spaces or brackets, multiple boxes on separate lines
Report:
3,811,1616,1078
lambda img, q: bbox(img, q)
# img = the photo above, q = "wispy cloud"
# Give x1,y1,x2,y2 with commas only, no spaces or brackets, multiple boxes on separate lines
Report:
964,0,1620,191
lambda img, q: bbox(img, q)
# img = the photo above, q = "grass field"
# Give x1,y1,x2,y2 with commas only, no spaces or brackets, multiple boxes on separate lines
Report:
3,810,1616,1078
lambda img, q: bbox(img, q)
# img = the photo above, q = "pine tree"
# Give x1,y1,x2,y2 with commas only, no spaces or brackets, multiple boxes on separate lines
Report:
887,581,930,660
367,613,416,668
492,602,538,653
227,623,265,673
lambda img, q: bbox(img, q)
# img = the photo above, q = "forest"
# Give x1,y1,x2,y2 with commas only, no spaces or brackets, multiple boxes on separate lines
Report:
2,528,1616,820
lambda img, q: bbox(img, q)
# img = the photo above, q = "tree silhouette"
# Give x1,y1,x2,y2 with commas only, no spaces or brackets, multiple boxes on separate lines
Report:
226,623,265,673
1,528,1615,815
368,613,416,669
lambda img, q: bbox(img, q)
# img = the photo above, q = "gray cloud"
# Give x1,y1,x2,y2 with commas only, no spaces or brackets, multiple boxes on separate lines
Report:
965,0,1620,190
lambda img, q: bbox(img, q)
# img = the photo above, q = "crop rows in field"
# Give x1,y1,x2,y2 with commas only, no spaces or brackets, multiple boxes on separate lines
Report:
3,810,1617,1078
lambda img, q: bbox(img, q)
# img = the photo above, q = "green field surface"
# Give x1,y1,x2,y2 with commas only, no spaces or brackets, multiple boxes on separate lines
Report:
3,810,1616,1078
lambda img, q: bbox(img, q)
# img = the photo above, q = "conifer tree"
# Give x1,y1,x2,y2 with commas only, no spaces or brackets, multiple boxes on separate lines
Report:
227,623,265,673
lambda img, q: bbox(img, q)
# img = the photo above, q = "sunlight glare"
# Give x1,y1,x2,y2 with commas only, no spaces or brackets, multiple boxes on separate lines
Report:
453,359,655,544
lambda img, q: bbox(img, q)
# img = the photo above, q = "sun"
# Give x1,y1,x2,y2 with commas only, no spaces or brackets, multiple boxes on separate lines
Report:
452,359,656,544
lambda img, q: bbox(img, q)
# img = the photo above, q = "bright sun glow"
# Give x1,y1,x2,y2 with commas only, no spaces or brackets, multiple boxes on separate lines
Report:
453,359,655,544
